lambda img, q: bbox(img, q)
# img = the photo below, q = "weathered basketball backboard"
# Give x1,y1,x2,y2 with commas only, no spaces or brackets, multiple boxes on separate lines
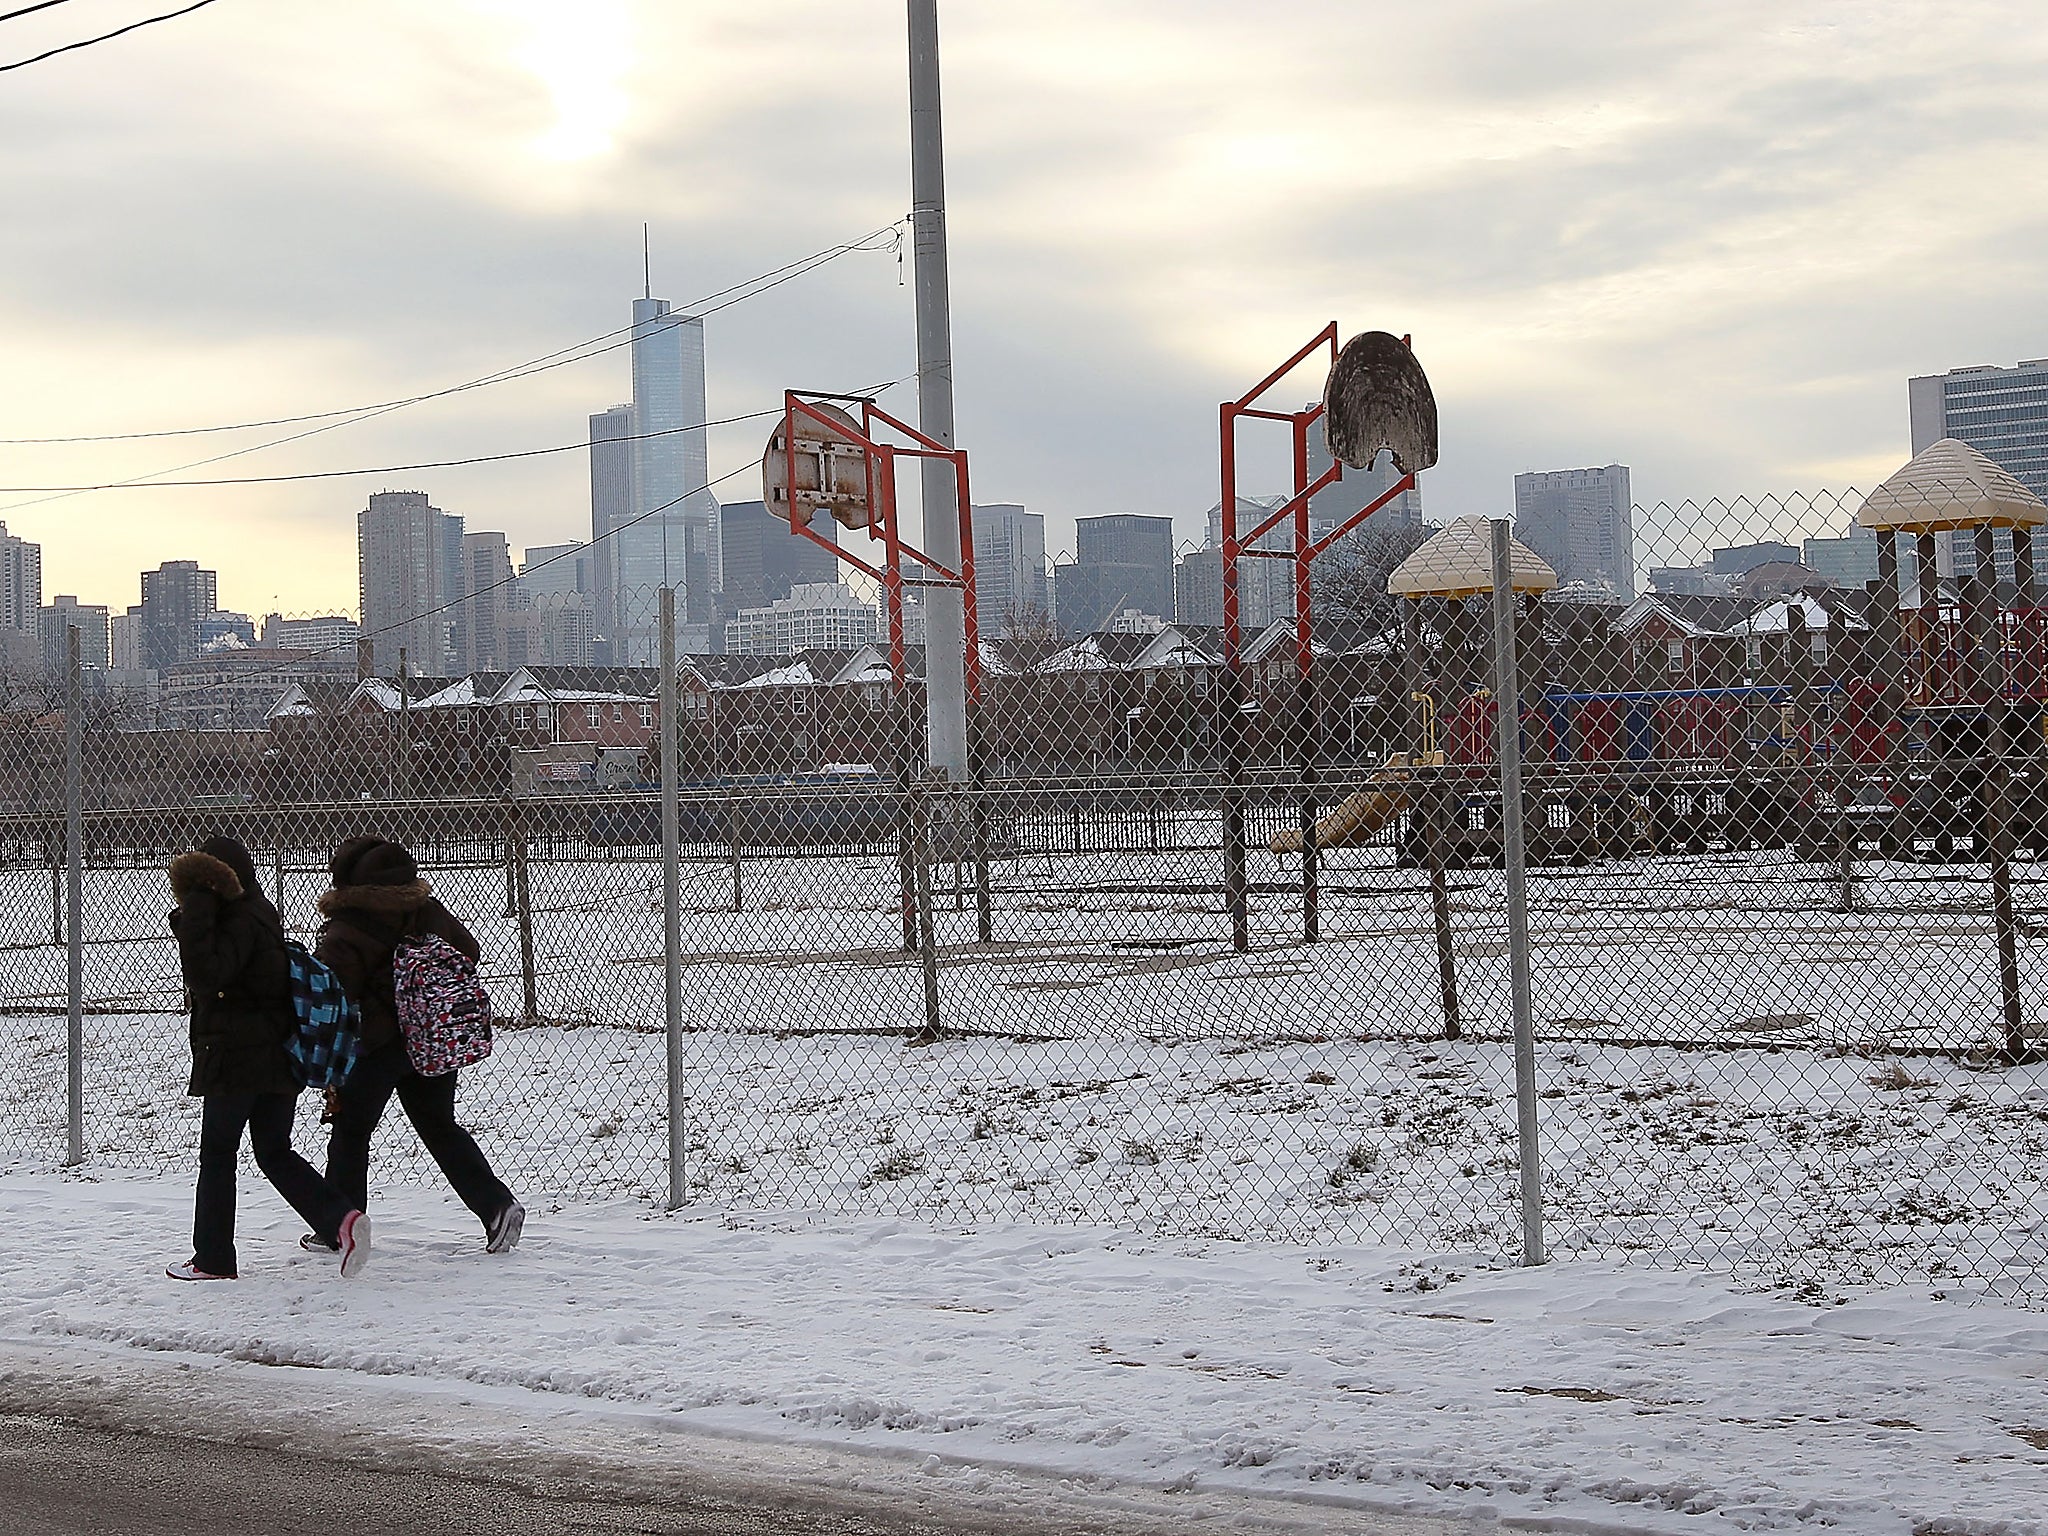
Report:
762,401,871,531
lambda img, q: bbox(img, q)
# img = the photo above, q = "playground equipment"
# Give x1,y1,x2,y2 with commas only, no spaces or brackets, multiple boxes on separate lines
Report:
1858,436,2048,1058
1269,749,1444,854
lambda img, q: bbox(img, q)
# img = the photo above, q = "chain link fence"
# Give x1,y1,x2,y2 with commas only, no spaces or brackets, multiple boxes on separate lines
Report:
3,536,2046,1304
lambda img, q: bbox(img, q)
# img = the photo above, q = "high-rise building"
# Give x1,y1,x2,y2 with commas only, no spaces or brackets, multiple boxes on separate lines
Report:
358,491,462,675
606,296,720,662
261,613,360,656
514,542,593,667
0,522,42,639
197,610,256,650
1803,525,1881,588
1908,360,2048,583
1910,359,2048,502
39,596,110,672
970,504,1049,625
717,500,840,615
521,541,589,601
139,560,218,671
1181,497,1295,629
110,607,142,671
1304,417,1424,538
457,531,514,672
1053,514,1176,636
723,581,877,656
588,404,633,658
1512,465,1635,598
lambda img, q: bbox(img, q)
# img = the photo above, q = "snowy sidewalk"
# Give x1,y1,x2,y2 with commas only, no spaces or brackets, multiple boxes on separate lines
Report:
2,1172,2045,1534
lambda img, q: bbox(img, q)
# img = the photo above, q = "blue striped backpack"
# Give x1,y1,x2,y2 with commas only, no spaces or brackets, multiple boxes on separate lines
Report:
283,939,361,1089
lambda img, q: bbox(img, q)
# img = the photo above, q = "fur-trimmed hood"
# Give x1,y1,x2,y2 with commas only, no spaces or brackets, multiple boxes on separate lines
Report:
317,878,433,920
169,850,243,902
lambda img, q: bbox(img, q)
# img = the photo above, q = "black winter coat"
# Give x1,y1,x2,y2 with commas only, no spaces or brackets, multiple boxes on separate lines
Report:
168,851,301,1097
315,880,482,1052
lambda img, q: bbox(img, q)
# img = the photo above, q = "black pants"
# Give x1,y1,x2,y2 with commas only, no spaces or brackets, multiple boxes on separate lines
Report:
195,1092,352,1277
326,1042,513,1227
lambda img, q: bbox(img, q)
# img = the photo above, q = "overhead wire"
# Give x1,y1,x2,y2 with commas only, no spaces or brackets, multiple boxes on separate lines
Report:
0,0,219,73
217,369,918,673
0,1,80,24
0,223,904,444
0,222,905,514
0,407,786,491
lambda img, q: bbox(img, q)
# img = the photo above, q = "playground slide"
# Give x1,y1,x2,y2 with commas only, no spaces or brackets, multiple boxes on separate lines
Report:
1271,751,1444,854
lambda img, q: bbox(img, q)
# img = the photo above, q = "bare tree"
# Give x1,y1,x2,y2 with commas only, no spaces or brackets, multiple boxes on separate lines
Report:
991,603,1065,675
1312,519,1436,636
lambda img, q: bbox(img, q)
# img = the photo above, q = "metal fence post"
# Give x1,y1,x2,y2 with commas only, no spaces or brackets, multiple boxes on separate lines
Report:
47,822,62,948
512,803,538,1025
64,627,83,1168
502,801,519,918
1489,520,1544,1267
660,588,688,1209
727,810,743,913
911,772,945,1045
1967,526,2025,1057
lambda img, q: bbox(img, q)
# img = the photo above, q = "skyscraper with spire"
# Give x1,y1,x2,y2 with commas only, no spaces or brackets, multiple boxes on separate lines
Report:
597,249,719,662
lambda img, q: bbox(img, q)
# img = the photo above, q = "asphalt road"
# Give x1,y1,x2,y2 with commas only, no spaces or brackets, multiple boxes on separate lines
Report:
0,1341,1499,1536
0,1408,1035,1536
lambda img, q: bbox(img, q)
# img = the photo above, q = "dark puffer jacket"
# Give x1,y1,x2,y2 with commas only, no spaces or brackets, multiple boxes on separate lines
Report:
315,837,482,1053
168,838,300,1097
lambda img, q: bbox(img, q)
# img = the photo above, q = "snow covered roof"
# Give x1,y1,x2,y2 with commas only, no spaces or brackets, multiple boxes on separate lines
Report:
1614,594,1738,640
346,678,405,712
1130,625,1222,672
265,684,317,721
1039,639,1119,673
1241,623,1330,666
731,660,822,690
416,677,487,710
1721,596,1869,637
1856,438,2048,533
829,647,893,687
1388,517,1556,598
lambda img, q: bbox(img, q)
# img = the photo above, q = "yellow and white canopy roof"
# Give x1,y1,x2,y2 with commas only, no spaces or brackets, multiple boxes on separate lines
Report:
1856,438,2048,533
1388,516,1558,600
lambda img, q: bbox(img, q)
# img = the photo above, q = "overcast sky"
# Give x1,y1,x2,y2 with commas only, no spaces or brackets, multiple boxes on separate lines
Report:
2,0,2045,617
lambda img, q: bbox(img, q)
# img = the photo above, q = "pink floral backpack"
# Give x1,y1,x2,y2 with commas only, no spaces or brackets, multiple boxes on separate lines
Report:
392,933,494,1077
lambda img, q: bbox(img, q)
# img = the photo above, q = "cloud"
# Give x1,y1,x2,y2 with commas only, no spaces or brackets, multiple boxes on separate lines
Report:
0,0,2044,614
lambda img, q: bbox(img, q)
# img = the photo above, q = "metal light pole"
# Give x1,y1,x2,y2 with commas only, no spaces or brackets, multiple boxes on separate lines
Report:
1489,520,1544,1267
64,626,83,1168
907,0,969,783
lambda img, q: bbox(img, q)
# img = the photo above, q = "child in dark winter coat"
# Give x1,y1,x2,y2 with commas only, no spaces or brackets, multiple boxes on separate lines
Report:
167,834,369,1281
315,835,524,1254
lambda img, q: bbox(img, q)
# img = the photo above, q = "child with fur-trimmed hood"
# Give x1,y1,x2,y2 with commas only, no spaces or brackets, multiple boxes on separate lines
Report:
315,835,524,1254
166,834,368,1281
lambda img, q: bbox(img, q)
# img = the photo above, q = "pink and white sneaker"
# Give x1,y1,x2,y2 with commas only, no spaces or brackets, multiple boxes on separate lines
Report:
167,1259,235,1281
336,1209,371,1279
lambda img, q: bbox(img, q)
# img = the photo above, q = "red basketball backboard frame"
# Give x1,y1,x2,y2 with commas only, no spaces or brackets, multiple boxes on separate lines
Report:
772,389,981,705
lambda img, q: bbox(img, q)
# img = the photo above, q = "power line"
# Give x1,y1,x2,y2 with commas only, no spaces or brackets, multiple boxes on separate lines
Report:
0,1,80,24
121,371,915,672
0,223,905,515
0,0,220,72
0,224,902,444
0,406,785,491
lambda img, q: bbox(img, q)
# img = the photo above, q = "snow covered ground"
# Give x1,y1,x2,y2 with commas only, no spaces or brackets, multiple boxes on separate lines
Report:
2,1171,2045,1535
5,840,2048,1305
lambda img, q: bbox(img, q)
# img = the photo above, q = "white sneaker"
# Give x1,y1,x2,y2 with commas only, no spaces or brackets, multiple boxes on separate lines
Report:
167,1259,235,1282
337,1209,371,1278
486,1201,524,1254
